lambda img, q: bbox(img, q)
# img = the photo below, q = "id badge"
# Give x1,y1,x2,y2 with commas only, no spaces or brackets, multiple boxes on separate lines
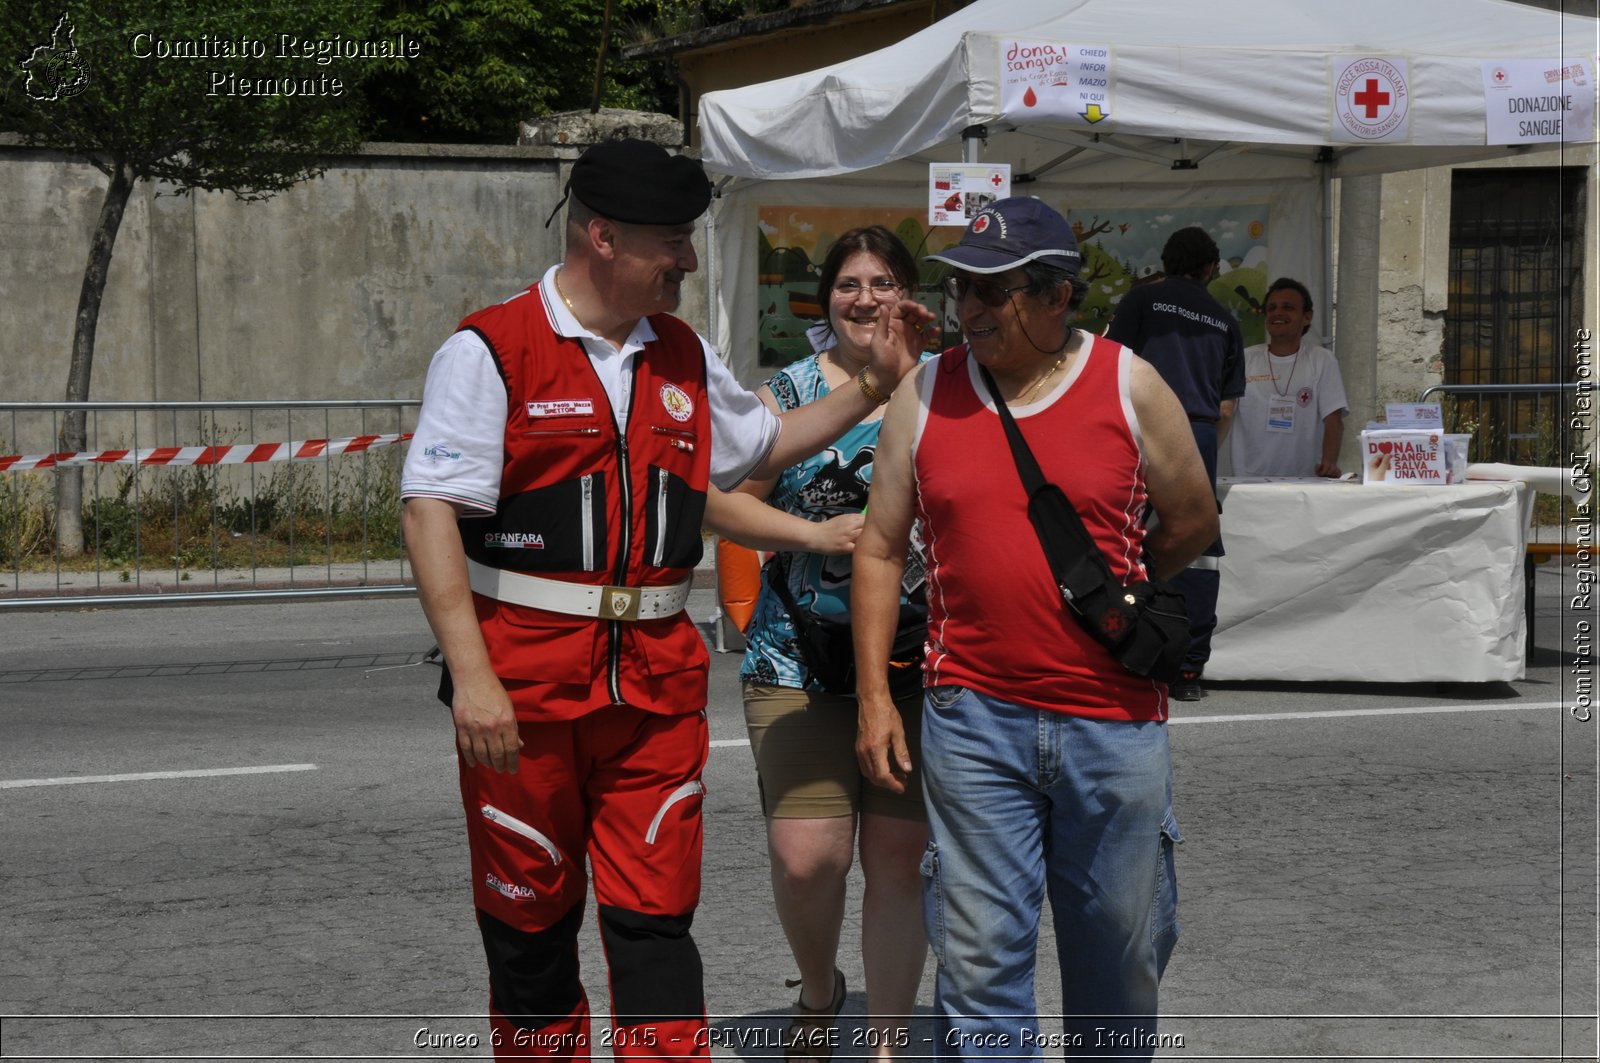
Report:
1266,399,1296,433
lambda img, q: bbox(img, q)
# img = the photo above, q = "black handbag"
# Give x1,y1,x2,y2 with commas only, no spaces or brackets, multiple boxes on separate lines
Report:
977,364,1190,684
764,557,925,702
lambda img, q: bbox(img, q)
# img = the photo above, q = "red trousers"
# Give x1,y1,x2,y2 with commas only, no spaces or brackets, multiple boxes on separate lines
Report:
458,704,711,1060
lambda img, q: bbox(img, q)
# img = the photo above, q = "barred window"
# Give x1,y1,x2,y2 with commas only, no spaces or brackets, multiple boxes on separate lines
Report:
1445,166,1585,463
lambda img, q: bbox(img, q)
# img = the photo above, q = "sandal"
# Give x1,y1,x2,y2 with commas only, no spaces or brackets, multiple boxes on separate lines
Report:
783,967,846,1061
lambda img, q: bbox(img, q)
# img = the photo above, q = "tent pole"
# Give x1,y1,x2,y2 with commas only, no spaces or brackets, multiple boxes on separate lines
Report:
707,195,719,354
962,125,988,164
1319,149,1335,351
1337,173,1383,473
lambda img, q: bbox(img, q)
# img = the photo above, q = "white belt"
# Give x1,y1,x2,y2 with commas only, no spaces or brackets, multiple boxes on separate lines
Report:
466,559,692,622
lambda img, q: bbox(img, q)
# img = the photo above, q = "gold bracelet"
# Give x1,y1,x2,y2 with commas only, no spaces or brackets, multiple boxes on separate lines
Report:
857,367,891,405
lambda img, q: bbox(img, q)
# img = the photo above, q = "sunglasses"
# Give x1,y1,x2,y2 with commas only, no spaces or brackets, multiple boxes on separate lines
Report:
943,275,1031,307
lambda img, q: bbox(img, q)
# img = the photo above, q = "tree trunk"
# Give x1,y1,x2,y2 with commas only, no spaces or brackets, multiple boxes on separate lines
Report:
589,0,616,114
57,159,135,558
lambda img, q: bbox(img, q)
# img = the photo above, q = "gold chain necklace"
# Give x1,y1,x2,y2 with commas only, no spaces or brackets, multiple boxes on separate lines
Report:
1019,356,1064,404
552,267,579,316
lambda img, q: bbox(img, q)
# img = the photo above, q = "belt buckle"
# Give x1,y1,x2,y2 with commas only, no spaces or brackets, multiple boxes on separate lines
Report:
600,585,642,621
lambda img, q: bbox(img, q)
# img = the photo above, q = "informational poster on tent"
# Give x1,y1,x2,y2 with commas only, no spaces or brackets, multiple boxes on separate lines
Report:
1481,58,1596,144
927,164,1011,227
998,40,1115,127
1330,57,1411,143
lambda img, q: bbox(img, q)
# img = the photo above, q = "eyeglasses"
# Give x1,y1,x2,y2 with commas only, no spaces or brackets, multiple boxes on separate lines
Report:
832,280,904,300
943,275,1031,307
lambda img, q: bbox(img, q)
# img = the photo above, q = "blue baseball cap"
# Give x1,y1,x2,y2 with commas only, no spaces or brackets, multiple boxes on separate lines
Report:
925,197,1082,276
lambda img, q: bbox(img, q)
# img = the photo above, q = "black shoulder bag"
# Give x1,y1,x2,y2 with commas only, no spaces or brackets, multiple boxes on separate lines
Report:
764,556,925,702
977,364,1190,684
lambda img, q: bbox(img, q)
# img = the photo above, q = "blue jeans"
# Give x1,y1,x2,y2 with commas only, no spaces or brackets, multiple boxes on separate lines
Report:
919,685,1180,1060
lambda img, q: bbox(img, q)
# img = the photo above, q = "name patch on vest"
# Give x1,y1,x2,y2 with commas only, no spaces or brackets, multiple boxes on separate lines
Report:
526,400,594,418
659,383,694,422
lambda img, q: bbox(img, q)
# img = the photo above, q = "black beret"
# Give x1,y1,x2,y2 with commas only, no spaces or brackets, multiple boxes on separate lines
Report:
568,138,712,225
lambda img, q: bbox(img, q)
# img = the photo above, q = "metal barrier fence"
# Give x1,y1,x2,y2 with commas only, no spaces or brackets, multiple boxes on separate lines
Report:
1414,383,1583,465
0,401,420,609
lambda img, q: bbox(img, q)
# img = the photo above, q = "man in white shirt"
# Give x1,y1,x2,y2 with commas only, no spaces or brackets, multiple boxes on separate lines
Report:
1227,278,1349,478
399,138,932,1059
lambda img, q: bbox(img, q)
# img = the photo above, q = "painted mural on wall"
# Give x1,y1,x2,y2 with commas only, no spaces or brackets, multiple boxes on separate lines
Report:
756,206,961,368
1064,203,1272,347
757,201,1271,368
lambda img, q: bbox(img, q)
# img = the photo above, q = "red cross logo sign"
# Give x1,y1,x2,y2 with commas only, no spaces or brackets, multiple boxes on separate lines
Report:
989,172,1004,189
1335,57,1409,141
1353,78,1389,118
972,214,991,234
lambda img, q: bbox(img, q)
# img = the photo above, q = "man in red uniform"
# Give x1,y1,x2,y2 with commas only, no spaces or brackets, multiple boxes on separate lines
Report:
852,197,1217,1059
401,139,930,1059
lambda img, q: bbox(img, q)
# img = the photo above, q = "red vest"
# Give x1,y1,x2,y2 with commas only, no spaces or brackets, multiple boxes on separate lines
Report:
456,286,712,721
914,337,1167,721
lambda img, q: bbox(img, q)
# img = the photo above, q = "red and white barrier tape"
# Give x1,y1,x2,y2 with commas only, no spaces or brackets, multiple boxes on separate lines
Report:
0,432,412,473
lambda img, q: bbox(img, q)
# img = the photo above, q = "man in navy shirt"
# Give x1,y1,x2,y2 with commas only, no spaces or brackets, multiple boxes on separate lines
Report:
1105,227,1244,701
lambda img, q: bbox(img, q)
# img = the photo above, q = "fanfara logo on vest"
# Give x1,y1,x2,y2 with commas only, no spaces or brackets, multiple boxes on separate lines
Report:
485,532,545,549
659,382,694,422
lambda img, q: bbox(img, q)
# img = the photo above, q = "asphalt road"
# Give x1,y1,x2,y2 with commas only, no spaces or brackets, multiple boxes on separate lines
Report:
0,565,1595,1061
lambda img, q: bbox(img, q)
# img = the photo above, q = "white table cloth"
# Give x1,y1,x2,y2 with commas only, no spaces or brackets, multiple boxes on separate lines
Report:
1207,479,1526,682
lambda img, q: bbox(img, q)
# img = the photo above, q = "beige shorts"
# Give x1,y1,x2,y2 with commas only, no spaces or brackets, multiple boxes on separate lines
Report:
742,683,926,821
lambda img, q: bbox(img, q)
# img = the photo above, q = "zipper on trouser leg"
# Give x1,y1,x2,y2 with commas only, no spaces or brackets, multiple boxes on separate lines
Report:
644,781,706,845
480,803,565,865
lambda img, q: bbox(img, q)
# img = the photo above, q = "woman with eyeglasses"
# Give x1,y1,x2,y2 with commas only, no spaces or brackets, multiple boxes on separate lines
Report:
704,225,930,1060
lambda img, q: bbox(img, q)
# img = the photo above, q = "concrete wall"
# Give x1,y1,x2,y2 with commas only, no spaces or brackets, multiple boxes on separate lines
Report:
4,139,1591,422
0,143,577,404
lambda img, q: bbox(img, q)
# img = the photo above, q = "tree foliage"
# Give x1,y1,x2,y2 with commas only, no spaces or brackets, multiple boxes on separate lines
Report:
363,0,678,143
360,0,800,143
1,0,373,190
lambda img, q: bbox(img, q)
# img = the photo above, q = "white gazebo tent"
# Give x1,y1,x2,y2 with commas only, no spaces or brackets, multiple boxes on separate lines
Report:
695,0,1598,396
